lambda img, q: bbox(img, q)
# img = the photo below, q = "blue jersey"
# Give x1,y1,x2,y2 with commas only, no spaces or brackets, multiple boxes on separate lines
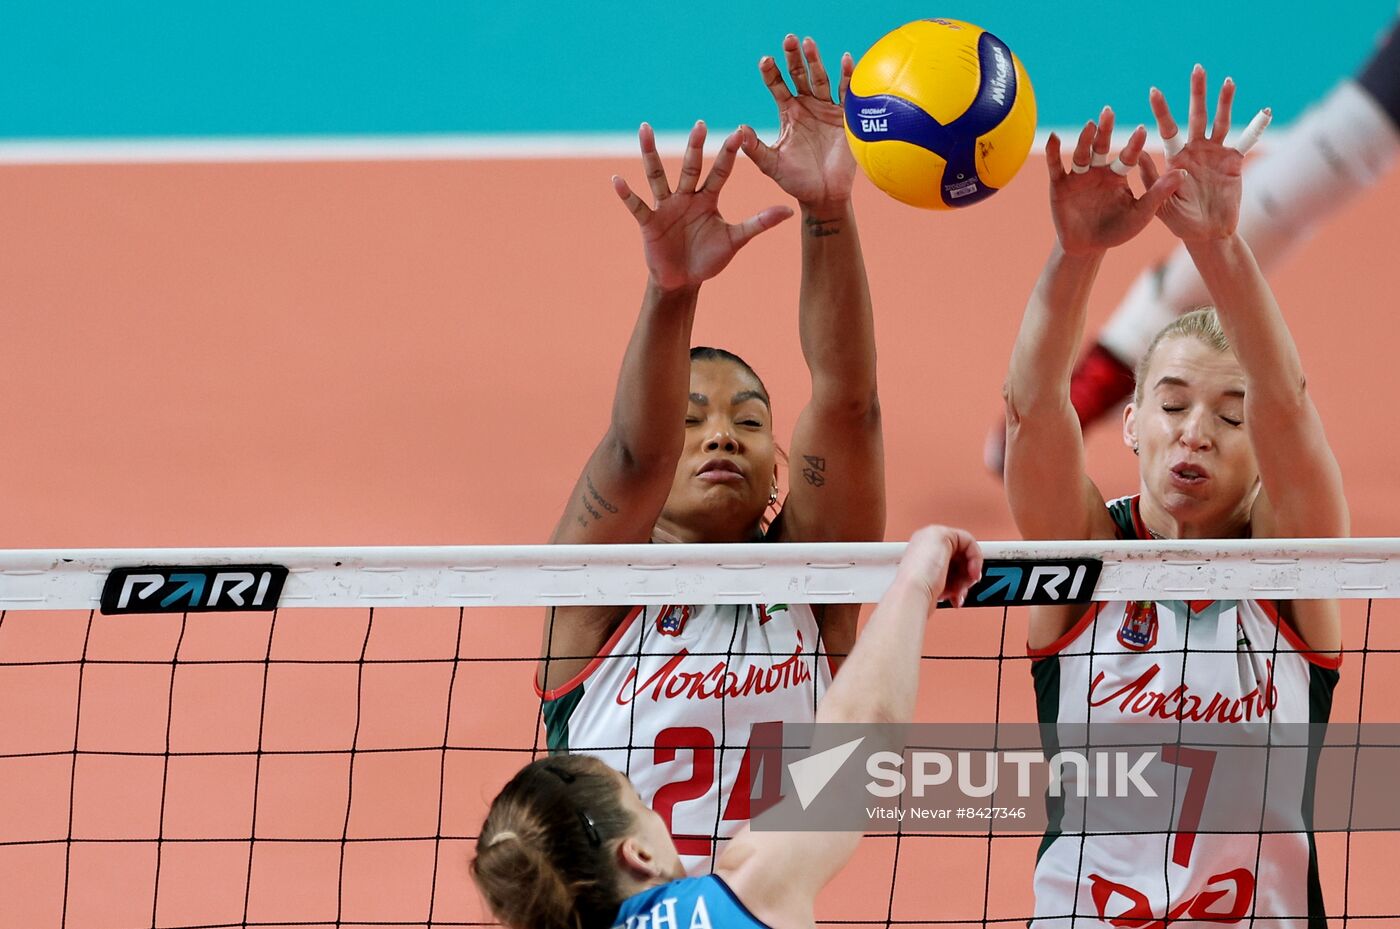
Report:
611,876,772,929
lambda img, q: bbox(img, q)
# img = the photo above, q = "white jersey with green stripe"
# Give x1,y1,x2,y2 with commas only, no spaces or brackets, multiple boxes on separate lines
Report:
1029,495,1340,928
537,601,830,875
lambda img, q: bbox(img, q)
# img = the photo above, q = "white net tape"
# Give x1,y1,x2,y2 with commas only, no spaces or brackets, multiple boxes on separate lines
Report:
3,538,1399,609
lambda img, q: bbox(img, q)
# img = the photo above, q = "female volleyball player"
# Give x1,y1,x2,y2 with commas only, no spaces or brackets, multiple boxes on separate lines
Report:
536,37,884,873
986,15,1400,475
1004,68,1346,925
483,527,980,929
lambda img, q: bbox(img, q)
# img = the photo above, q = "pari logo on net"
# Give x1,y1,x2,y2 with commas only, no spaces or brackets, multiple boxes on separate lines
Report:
951,557,1102,608
101,565,289,614
785,737,1156,812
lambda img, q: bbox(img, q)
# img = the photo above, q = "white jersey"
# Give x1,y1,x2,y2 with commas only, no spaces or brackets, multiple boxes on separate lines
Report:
538,601,831,874
1030,496,1340,928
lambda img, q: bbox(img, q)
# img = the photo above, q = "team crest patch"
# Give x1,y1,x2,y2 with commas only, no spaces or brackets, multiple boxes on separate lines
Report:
656,605,691,637
1117,601,1159,651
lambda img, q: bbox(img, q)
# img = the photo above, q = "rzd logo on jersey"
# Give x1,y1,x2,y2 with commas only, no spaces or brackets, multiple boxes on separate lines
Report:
1117,600,1159,651
656,605,690,637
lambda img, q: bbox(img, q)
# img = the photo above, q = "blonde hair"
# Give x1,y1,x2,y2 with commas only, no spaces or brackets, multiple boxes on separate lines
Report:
1133,307,1233,404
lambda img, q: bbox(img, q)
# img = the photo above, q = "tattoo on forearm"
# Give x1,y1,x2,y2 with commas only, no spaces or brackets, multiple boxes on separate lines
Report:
802,455,827,487
586,475,619,514
805,216,843,238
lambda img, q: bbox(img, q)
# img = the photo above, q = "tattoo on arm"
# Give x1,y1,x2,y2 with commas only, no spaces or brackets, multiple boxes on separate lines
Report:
581,495,603,520
575,473,620,529
802,455,827,487
586,474,620,514
805,216,843,238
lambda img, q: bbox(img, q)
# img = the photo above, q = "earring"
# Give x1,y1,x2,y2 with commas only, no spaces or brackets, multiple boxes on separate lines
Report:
769,486,779,505
1132,443,1140,456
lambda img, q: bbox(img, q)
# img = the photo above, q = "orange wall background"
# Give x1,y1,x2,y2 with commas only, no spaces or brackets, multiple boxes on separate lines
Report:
3,156,1397,549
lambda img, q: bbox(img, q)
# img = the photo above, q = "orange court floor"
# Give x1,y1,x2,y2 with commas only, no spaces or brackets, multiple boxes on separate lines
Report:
1,156,1398,926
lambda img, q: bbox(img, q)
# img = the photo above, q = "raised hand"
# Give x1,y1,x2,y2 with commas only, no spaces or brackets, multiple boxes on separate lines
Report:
1149,65,1270,242
614,121,794,292
897,526,983,608
1047,107,1184,256
740,35,857,209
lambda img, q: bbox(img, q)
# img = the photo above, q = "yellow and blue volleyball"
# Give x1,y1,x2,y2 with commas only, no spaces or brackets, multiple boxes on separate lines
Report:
844,19,1037,210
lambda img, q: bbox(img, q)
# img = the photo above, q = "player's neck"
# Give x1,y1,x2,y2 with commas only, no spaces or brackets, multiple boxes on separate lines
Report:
618,872,673,899
1137,492,1251,540
652,515,763,544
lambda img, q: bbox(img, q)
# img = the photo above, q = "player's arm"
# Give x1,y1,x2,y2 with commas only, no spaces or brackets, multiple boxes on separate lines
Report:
1005,113,1182,542
740,37,884,662
1151,68,1348,541
714,527,982,927
540,123,793,688
549,122,794,547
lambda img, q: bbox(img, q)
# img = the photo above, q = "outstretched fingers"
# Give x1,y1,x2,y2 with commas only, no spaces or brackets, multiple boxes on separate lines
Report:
702,128,745,194
803,36,833,101
1070,120,1096,173
1211,76,1236,142
781,33,813,97
1112,124,1148,176
758,54,794,104
612,175,651,224
1119,124,1148,164
1187,63,1208,140
1150,86,1183,159
838,52,853,104
1045,132,1066,182
1091,106,1115,168
737,123,778,176
731,204,795,248
1235,107,1272,155
675,121,707,194
638,123,671,201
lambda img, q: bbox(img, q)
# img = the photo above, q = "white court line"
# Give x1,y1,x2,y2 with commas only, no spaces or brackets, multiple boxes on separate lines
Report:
0,127,1254,166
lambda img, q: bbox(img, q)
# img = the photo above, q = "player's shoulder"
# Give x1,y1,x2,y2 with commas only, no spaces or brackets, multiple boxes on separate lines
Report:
1104,494,1144,540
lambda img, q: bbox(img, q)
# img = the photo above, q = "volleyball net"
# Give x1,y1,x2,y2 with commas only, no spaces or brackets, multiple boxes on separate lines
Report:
1,539,1399,928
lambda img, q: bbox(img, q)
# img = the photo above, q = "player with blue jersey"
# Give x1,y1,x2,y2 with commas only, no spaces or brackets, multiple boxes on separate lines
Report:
1003,68,1347,926
477,527,982,929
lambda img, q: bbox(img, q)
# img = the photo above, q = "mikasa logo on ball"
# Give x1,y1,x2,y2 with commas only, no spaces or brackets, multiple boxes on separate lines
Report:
858,106,889,133
989,45,1011,106
844,18,1036,209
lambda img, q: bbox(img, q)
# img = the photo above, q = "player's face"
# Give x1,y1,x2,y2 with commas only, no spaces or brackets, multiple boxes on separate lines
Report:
613,770,685,881
1124,337,1259,536
657,359,777,542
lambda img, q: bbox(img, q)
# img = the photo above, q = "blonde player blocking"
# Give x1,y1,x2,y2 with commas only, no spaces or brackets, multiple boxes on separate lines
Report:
1004,68,1345,926
536,37,884,874
986,16,1400,474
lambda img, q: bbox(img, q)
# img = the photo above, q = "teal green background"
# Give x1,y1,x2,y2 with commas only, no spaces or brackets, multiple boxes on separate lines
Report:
1,2,1393,139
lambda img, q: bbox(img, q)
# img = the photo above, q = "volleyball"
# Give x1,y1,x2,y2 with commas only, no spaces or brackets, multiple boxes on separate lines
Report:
844,19,1037,210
